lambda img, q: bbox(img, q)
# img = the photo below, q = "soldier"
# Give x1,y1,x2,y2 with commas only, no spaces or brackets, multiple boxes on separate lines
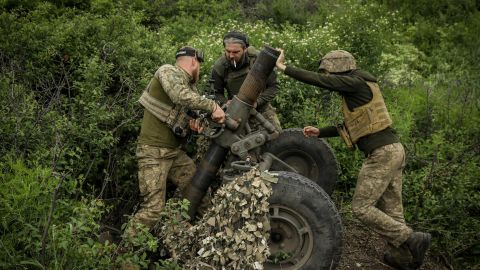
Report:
208,30,282,131
275,49,431,270
127,46,226,237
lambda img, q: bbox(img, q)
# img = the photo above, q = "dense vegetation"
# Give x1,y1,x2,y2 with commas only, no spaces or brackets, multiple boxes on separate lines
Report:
0,0,479,269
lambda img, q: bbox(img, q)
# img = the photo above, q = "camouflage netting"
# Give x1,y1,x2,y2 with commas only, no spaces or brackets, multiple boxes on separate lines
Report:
193,135,211,164
158,168,278,270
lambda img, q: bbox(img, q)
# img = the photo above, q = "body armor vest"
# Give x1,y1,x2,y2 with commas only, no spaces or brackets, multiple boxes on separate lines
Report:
139,78,190,138
342,81,392,144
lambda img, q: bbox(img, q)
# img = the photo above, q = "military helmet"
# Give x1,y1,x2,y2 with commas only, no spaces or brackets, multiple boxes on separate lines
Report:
318,50,356,73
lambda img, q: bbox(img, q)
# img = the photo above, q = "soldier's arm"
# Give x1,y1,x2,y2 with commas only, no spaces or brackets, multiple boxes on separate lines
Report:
284,66,364,93
209,69,228,105
304,125,339,138
318,126,339,138
257,71,278,109
156,66,215,113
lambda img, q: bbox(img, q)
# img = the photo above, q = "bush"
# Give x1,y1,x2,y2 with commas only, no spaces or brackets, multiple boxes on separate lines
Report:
385,74,480,268
0,157,114,269
0,2,174,193
0,156,164,269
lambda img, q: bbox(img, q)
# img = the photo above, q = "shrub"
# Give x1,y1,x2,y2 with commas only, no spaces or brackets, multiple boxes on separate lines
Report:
0,2,174,194
0,157,113,269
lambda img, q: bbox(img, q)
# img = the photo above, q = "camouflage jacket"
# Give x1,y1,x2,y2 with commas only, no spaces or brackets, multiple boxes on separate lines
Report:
138,64,215,148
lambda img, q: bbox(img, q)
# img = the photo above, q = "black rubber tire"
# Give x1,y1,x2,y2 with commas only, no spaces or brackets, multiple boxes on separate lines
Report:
265,171,343,270
264,128,339,195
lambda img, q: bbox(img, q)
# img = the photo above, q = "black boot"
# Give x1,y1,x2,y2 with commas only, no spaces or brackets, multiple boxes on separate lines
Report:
404,231,431,269
384,243,414,270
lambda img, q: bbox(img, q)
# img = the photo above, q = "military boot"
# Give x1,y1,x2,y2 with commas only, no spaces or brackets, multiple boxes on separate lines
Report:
383,243,414,270
404,231,431,268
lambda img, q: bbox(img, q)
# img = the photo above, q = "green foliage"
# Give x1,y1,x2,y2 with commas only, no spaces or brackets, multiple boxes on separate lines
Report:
386,75,480,268
0,158,53,267
0,156,162,269
253,0,321,25
156,259,183,270
0,2,173,192
159,198,191,225
327,0,400,74
378,43,430,88
0,157,117,269
117,222,159,269
381,0,478,23
140,0,242,43
402,134,480,268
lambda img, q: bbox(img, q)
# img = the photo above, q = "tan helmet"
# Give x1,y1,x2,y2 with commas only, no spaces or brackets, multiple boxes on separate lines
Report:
318,50,356,73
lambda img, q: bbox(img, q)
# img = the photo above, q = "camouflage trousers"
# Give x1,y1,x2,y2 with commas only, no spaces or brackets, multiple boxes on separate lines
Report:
352,143,413,247
252,103,282,132
129,144,196,232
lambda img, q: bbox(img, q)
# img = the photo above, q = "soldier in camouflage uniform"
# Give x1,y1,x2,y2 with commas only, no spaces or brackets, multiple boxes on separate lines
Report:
127,46,226,237
208,30,282,131
276,49,431,270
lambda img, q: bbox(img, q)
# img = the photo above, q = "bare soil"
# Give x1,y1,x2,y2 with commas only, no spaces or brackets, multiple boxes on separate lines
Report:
338,216,450,270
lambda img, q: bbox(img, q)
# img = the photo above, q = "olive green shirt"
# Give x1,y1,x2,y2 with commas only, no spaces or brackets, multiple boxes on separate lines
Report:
284,66,399,155
138,64,215,148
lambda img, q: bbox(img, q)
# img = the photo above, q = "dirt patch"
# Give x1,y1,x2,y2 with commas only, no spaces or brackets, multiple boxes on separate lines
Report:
338,216,450,270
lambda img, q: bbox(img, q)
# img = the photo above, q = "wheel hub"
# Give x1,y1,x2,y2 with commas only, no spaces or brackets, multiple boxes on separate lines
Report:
275,149,319,180
265,204,314,269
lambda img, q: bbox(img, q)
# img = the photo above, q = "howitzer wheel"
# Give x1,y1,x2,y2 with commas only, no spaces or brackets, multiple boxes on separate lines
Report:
266,171,343,270
264,128,339,195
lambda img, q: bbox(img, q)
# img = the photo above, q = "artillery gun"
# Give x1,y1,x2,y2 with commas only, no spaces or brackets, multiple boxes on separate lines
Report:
185,46,343,270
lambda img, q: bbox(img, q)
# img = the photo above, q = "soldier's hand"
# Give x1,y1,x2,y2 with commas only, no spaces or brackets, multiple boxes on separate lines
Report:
211,103,226,124
303,126,319,137
189,118,204,133
275,48,286,72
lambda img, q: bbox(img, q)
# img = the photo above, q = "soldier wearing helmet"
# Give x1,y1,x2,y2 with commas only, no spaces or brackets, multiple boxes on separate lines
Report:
208,30,282,131
318,50,357,73
276,48,431,270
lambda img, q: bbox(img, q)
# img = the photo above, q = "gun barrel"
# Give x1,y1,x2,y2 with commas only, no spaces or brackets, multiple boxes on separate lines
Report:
237,46,280,105
186,142,229,219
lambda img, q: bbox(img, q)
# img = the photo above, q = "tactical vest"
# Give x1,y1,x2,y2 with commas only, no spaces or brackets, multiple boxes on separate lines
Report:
139,83,190,138
137,76,186,148
341,81,392,144
213,47,258,97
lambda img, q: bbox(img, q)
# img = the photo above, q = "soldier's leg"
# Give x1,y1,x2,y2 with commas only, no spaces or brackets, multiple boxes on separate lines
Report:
261,104,282,132
379,161,414,269
352,143,412,247
168,149,212,216
167,149,196,196
377,143,408,225
127,145,174,236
